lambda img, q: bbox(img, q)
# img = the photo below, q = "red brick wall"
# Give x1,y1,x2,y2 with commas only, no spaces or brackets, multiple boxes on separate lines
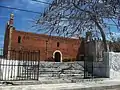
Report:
4,28,84,62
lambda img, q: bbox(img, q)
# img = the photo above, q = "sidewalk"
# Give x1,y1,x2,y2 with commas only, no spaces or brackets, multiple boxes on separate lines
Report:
0,79,120,90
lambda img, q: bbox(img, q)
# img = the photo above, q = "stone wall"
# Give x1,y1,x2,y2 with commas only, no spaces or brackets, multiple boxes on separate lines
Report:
108,52,120,79
87,52,120,78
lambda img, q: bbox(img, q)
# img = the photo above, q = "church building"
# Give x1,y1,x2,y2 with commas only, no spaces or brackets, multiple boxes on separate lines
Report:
3,14,85,62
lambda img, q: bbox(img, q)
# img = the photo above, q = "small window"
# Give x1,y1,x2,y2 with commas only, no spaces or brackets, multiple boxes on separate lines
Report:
18,36,21,43
57,42,60,47
46,40,48,43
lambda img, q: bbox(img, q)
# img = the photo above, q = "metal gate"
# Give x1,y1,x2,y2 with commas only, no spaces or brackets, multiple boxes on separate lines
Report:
0,49,40,81
84,56,94,79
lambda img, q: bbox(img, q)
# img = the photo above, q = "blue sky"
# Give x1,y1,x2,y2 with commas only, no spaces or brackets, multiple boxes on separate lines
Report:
0,0,52,48
0,0,120,48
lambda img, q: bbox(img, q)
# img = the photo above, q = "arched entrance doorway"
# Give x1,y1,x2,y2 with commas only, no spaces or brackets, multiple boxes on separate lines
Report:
53,50,62,62
54,52,61,62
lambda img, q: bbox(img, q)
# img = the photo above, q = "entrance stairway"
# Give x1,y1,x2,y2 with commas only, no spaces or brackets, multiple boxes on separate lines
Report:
38,62,93,83
17,61,94,83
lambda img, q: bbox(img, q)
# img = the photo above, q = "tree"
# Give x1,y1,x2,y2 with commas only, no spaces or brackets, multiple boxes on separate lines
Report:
35,0,120,52
111,37,120,52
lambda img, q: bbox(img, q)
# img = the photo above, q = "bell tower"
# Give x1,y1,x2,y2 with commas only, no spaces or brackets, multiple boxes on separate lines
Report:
7,13,14,27
3,13,14,59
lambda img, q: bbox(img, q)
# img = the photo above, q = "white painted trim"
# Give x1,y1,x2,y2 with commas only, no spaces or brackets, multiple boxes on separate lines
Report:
53,50,62,62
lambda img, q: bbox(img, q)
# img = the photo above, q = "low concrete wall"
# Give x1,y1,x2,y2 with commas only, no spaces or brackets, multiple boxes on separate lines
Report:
88,52,120,78
108,52,120,79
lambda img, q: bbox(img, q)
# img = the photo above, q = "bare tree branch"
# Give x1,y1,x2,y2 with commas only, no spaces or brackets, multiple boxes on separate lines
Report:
35,0,120,52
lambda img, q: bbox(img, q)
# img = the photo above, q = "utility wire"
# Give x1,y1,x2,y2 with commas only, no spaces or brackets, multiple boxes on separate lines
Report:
0,5,42,14
32,0,52,5
0,0,53,14
0,2,118,27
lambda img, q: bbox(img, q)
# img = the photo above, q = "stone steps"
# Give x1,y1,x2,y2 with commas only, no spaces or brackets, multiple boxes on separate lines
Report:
17,62,94,80
39,71,84,75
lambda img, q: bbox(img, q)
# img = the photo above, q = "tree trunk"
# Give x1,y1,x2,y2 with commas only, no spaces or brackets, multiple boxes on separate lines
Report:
94,20,108,52
73,3,108,52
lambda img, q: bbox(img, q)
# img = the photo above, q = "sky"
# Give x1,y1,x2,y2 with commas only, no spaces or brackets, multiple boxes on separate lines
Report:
0,0,52,48
0,0,120,49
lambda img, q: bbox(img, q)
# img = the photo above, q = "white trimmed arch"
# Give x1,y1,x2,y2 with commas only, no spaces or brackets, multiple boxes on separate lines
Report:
53,50,62,62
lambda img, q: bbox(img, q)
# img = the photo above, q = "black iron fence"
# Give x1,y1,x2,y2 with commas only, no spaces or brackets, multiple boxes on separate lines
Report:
84,56,94,79
0,49,40,81
84,55,105,79
0,48,105,81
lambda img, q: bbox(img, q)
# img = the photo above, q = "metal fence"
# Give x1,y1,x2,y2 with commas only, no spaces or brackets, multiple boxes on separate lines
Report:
84,56,94,79
0,48,104,81
0,49,40,81
84,55,105,79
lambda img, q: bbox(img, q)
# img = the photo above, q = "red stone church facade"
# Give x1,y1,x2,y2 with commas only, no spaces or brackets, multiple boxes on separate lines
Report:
3,14,84,62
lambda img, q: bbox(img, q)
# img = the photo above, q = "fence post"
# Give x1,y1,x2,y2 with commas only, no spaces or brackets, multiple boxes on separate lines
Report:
37,50,40,80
